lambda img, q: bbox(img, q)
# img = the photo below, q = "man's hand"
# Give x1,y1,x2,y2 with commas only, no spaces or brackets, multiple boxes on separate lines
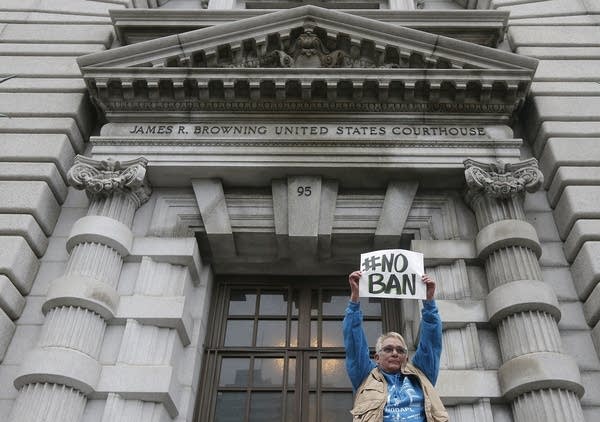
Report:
349,270,361,303
422,274,436,301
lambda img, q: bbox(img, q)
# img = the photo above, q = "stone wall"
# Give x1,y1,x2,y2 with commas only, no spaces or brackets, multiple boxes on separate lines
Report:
492,0,600,419
0,2,212,420
0,0,116,415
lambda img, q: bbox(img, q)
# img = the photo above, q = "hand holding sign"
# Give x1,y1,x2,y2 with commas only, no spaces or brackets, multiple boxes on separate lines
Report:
358,249,427,300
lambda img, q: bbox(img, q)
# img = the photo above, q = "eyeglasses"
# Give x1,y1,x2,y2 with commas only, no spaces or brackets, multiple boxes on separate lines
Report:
379,346,407,355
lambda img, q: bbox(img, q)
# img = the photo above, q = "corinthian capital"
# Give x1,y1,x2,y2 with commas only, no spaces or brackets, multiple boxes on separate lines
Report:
464,158,544,202
67,156,152,207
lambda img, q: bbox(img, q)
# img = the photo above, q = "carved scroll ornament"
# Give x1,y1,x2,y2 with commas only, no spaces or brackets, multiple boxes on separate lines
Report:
464,158,544,200
67,156,152,206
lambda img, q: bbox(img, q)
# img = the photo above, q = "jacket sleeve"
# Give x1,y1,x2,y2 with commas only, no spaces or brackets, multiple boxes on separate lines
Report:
343,301,376,391
411,299,443,385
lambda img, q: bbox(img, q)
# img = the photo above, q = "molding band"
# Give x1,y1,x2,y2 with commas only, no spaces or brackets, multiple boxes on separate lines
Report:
95,365,180,418
476,219,541,259
14,347,101,394
67,215,133,256
486,280,561,325
43,274,119,319
498,352,584,400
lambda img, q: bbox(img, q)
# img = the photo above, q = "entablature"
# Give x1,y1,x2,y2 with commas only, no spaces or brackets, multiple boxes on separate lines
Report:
110,9,509,47
79,6,536,121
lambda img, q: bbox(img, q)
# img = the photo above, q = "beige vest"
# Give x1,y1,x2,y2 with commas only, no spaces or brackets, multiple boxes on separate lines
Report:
350,365,449,422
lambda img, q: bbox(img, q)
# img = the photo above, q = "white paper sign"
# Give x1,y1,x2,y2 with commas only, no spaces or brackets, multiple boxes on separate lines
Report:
359,249,426,300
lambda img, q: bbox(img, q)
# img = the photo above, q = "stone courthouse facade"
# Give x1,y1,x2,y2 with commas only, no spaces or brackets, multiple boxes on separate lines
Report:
1,0,600,421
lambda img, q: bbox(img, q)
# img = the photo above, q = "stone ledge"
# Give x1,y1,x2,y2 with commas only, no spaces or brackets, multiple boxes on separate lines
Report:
0,131,75,181
534,60,600,82
499,0,587,19
14,347,102,394
1,0,126,15
410,240,477,265
548,167,600,208
436,370,501,405
584,283,600,328
0,56,82,78
0,162,68,205
0,214,48,257
0,117,84,153
524,97,600,145
0,181,61,236
571,241,600,301
436,299,487,328
486,280,560,326
564,220,600,263
115,295,192,346
475,219,541,259
532,121,600,159
540,138,600,189
498,352,584,400
554,186,600,240
0,308,16,362
95,364,180,418
592,321,600,360
0,43,105,57
0,23,114,47
0,275,25,320
128,237,202,284
0,93,94,139
0,236,40,295
509,26,600,48
67,215,133,257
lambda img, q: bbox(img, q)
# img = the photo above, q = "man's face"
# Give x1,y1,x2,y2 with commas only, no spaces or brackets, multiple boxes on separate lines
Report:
374,337,408,373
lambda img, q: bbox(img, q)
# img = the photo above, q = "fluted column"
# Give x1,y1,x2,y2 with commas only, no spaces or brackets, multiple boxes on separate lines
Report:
9,156,151,422
464,158,585,422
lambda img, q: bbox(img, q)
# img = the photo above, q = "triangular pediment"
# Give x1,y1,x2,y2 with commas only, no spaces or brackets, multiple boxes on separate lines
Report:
78,5,537,119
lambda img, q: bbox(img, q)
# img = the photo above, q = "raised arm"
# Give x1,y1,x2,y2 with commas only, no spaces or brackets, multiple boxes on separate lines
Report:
412,274,443,385
343,270,376,391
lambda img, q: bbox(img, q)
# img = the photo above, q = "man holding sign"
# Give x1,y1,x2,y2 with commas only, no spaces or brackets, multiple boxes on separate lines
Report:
343,249,448,422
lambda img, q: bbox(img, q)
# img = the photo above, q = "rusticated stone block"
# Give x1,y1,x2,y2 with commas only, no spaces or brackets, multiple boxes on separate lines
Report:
571,241,600,301
0,56,81,77
564,220,600,263
0,214,48,257
0,236,39,295
547,167,600,208
0,275,25,320
540,138,600,189
553,186,600,240
0,163,68,205
0,93,93,139
0,181,60,236
0,133,75,180
0,308,15,362
0,117,84,153
0,23,113,47
509,26,600,48
525,96,600,143
584,282,600,327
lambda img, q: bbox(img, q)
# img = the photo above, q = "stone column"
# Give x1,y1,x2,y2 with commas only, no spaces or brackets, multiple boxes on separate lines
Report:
463,158,585,422
9,156,151,422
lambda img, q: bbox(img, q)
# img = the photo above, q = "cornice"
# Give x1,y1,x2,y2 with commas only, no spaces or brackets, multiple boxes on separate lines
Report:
110,9,509,47
79,6,536,119
84,67,533,116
